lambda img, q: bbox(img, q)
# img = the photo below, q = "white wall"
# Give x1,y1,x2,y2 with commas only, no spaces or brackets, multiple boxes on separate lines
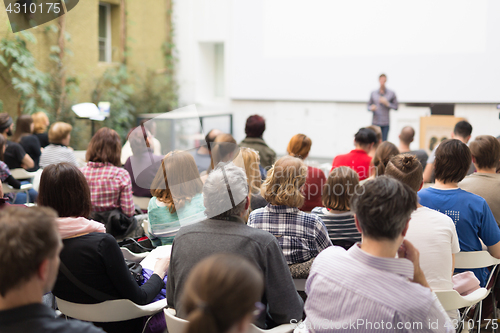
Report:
173,0,500,161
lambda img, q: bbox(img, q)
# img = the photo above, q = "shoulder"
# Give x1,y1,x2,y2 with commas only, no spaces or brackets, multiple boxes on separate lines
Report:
312,246,347,268
413,206,454,226
310,206,324,215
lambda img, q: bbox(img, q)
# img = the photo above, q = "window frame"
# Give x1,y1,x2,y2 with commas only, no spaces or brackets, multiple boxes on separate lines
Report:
98,2,112,63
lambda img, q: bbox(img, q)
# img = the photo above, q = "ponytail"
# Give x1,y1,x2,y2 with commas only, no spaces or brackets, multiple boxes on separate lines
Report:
184,304,219,333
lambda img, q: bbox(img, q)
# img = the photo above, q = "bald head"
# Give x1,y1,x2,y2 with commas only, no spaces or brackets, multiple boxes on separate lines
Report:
399,126,415,145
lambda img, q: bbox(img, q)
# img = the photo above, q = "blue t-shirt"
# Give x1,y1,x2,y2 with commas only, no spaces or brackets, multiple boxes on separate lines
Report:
418,187,500,287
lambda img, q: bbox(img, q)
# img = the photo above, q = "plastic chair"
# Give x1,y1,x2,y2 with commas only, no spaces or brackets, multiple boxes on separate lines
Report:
293,279,306,292
454,251,500,333
9,168,37,180
120,247,149,262
2,182,33,204
164,308,295,333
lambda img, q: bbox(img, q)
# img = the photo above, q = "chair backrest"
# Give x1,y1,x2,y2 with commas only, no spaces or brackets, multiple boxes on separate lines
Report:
10,168,35,180
434,288,489,311
293,279,306,292
120,247,148,263
454,251,500,269
133,195,150,211
164,308,188,333
56,297,167,322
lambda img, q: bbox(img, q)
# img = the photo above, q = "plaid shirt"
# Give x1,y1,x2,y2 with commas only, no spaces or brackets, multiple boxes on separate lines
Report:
248,204,332,265
81,162,135,217
0,161,14,201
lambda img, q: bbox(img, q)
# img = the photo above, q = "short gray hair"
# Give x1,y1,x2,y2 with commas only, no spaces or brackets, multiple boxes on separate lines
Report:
204,162,249,219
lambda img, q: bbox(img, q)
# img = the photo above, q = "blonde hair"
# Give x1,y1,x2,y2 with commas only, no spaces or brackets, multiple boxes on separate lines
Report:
32,112,49,134
234,148,261,219
287,134,312,159
48,122,72,144
262,156,307,208
150,150,203,214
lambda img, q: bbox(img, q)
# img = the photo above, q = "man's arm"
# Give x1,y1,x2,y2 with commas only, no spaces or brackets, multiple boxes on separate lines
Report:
367,92,376,111
21,153,34,170
487,242,500,259
398,239,430,288
388,92,398,110
451,253,455,275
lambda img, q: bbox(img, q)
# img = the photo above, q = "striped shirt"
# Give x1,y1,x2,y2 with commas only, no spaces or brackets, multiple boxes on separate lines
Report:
39,144,78,168
311,207,361,249
248,204,332,265
302,245,453,333
80,162,135,217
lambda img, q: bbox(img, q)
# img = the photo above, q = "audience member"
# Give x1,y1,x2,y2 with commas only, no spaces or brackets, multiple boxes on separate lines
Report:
0,113,34,170
12,115,41,172
459,135,500,225
0,206,105,333
249,156,332,265
38,163,169,333
366,125,382,158
302,176,452,333
287,134,326,212
210,133,238,169
81,128,135,236
121,120,162,165
368,141,399,178
0,135,21,202
32,111,50,148
385,154,460,318
398,126,428,170
423,120,473,183
179,254,264,333
234,147,267,213
123,126,163,197
419,139,500,287
331,127,377,180
239,115,276,170
311,166,361,250
39,122,78,168
167,162,303,328
192,128,222,173
148,150,205,245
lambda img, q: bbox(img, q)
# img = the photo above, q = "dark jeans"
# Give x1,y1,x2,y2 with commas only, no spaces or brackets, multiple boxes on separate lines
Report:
380,125,390,141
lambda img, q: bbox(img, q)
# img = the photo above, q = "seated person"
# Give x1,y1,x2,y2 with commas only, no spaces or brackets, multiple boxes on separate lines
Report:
0,113,34,171
239,115,276,170
38,163,170,333
121,120,162,165
0,206,104,333
234,147,267,215
32,111,50,148
366,124,382,158
386,154,460,319
192,128,222,173
12,115,41,172
331,127,377,180
419,139,500,287
179,254,264,333
39,122,78,168
167,163,303,328
287,134,326,212
398,126,428,170
123,127,163,198
459,135,500,225
302,177,452,332
81,128,135,236
248,156,332,265
368,141,399,179
311,166,361,249
148,150,205,245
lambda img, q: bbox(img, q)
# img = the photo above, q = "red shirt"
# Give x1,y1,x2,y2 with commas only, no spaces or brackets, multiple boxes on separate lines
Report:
331,149,372,181
300,166,326,212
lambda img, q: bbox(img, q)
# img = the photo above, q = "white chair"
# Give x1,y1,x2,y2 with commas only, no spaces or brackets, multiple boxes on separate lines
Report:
120,247,149,262
56,297,167,333
2,182,33,204
454,251,500,333
164,308,295,333
293,279,306,292
10,168,37,180
142,219,152,238
133,195,150,211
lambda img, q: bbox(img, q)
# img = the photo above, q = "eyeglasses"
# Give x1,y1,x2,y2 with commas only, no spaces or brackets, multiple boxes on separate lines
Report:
253,302,265,319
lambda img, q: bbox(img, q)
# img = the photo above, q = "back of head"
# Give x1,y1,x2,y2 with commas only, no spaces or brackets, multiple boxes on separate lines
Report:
366,125,382,145
287,134,312,159
204,162,248,219
128,126,151,155
262,155,307,208
85,127,121,166
354,128,377,147
399,126,415,145
236,147,261,194
434,139,471,184
204,129,222,152
181,253,264,333
351,176,417,240
371,142,399,176
48,122,72,144
0,113,13,135
0,206,60,297
245,115,266,138
0,134,6,161
150,150,203,214
323,166,359,211
211,134,238,169
469,135,500,170
453,120,473,139
12,115,33,143
38,163,92,218
385,154,423,192
32,112,49,134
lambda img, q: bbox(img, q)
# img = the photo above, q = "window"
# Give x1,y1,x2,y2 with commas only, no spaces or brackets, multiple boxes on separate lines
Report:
98,3,111,62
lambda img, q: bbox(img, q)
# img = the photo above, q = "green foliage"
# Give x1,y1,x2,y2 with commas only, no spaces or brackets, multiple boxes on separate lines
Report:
0,30,53,114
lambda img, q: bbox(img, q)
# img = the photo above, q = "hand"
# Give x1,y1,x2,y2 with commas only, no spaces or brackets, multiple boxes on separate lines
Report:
369,104,377,111
153,256,170,279
398,239,429,288
379,96,389,107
